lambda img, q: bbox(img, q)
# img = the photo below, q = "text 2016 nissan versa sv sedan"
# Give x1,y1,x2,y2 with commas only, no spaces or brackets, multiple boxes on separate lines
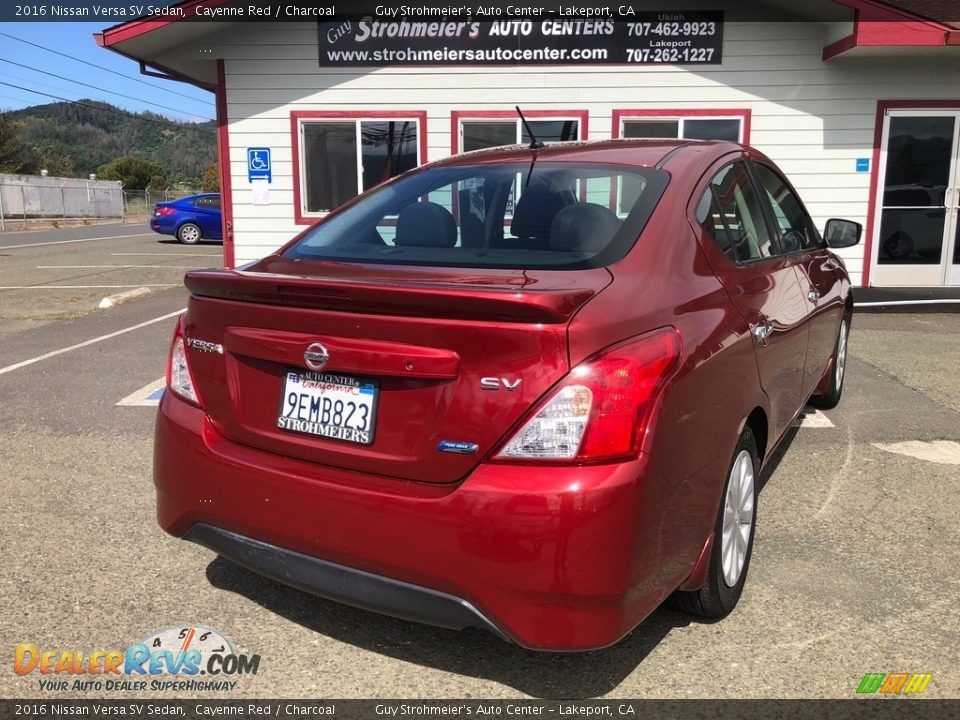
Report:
154,139,861,651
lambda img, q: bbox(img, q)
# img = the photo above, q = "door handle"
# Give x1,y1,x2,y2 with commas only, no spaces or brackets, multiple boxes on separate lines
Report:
808,289,821,302
821,259,840,272
752,322,774,346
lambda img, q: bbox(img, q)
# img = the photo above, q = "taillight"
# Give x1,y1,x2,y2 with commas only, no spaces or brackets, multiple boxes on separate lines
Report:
154,206,175,216
166,316,201,407
495,328,682,463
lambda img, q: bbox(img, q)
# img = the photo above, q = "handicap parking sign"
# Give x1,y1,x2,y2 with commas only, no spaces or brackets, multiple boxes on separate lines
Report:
247,147,272,183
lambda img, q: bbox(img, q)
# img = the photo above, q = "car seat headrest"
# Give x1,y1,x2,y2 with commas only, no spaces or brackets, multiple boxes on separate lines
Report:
510,183,568,240
549,203,622,254
395,202,458,248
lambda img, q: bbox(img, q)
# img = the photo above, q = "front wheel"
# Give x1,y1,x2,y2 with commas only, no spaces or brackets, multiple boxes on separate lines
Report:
177,222,202,245
810,313,850,410
671,427,758,618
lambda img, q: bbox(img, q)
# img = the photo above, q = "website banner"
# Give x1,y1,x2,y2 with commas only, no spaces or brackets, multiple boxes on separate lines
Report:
318,12,724,67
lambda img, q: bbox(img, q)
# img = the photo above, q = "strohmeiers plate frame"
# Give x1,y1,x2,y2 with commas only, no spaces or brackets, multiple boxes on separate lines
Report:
276,368,379,446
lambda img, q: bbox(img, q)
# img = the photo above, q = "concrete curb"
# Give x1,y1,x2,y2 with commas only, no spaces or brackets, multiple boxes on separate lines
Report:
98,286,153,310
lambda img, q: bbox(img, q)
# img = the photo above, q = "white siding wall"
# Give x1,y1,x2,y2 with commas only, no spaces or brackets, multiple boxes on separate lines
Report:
207,20,960,285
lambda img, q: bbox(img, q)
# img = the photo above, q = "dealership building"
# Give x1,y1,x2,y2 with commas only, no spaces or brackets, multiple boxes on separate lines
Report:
97,0,960,290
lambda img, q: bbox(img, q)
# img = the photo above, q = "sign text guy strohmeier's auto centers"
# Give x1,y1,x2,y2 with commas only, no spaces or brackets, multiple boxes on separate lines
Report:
319,10,724,67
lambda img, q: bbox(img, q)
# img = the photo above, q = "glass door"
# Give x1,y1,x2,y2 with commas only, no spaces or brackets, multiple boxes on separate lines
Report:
872,110,960,287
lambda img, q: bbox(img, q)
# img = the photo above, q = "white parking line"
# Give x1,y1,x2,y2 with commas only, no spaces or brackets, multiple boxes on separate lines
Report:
872,440,960,466
0,224,150,235
37,265,200,269
116,377,166,407
112,253,219,257
0,308,185,377
0,233,153,250
792,408,835,428
0,284,178,289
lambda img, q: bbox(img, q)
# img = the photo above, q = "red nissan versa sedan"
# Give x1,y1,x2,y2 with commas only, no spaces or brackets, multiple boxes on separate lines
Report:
154,139,861,651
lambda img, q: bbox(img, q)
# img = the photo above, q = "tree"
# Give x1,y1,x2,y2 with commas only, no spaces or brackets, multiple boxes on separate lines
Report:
147,173,168,191
96,155,165,189
39,152,74,178
201,162,220,191
0,114,40,174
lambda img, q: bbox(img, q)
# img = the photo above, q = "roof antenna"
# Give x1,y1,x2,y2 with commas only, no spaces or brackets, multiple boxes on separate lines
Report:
516,106,544,150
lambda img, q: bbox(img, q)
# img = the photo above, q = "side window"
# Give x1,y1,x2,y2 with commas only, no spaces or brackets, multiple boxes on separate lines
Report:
696,162,776,263
194,197,220,210
752,163,820,252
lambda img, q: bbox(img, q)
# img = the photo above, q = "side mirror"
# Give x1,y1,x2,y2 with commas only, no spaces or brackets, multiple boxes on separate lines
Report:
824,219,862,249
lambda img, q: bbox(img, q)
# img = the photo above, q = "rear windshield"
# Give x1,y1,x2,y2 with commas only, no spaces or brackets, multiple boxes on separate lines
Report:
284,161,669,269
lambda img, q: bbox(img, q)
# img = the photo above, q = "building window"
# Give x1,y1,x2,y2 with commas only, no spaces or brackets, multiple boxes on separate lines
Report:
613,110,750,144
461,119,581,151
293,113,426,221
453,111,588,154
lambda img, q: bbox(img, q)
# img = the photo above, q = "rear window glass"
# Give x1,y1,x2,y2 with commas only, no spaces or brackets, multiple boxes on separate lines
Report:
283,162,669,270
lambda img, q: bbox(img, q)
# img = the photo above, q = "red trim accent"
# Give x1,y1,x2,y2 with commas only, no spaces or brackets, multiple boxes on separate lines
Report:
99,0,232,46
611,109,751,143
834,0,957,28
822,34,859,61
823,3,960,60
290,110,429,226
861,99,960,287
215,60,234,269
450,110,589,155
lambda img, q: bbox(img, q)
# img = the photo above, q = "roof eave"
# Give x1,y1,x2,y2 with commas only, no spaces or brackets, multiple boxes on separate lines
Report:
825,0,960,59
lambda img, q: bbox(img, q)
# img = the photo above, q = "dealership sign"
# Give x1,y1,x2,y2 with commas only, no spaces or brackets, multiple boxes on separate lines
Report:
319,13,724,67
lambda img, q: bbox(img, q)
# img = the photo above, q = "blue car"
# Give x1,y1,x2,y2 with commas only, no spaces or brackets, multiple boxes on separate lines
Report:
151,193,222,244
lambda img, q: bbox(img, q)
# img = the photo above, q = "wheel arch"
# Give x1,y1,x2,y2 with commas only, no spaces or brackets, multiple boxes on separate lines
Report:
744,406,769,465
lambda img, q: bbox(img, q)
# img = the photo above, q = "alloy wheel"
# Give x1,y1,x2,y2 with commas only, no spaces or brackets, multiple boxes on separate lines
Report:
721,449,755,587
835,319,848,390
180,224,200,243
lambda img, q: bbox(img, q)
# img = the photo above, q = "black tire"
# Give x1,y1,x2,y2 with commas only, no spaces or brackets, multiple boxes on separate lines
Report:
177,222,202,245
810,312,850,410
671,427,759,619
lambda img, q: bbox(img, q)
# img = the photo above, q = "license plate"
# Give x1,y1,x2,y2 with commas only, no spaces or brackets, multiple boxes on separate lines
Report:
277,369,378,445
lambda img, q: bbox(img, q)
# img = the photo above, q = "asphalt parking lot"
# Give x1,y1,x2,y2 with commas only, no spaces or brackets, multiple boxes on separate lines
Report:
0,224,958,700
0,223,221,337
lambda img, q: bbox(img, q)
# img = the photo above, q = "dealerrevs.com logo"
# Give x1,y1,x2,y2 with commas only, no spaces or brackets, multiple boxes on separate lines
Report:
856,672,934,696
14,625,261,692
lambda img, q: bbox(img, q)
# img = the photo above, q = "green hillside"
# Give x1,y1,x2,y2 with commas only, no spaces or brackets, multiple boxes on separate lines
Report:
5,100,216,186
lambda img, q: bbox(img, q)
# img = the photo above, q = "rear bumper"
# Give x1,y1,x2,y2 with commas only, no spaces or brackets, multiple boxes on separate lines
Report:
184,523,510,642
151,219,174,234
154,393,686,650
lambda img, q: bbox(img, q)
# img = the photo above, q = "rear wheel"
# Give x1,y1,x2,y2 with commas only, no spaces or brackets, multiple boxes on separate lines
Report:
810,313,849,409
177,222,202,245
672,427,758,618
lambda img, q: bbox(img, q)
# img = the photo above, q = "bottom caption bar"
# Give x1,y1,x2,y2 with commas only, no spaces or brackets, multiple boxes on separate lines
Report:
3,700,959,720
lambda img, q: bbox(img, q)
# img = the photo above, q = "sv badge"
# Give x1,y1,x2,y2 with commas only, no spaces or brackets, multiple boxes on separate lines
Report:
480,377,522,392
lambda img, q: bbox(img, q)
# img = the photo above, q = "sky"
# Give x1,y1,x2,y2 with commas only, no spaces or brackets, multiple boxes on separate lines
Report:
0,22,216,123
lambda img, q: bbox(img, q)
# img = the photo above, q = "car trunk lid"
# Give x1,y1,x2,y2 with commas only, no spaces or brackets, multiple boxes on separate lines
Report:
181,259,610,483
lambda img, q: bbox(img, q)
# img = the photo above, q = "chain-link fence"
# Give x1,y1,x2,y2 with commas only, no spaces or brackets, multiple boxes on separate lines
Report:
121,188,195,223
0,173,199,230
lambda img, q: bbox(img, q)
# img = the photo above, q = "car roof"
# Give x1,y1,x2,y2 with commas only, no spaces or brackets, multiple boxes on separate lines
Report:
177,193,219,201
433,138,745,169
